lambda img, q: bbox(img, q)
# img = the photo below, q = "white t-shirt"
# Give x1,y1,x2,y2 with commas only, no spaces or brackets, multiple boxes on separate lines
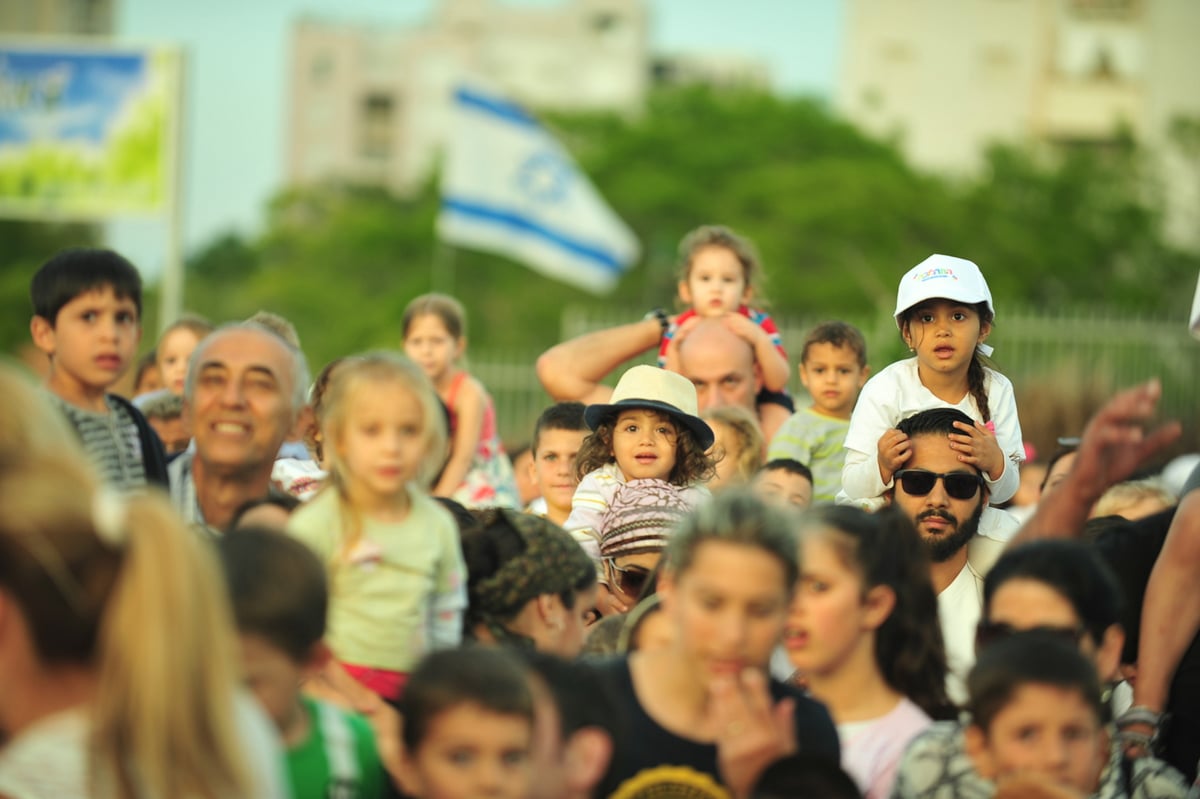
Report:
840,358,1023,505
938,561,986,705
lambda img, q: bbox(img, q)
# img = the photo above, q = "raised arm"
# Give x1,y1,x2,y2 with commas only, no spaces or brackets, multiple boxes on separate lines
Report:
1129,489,1200,732
535,317,663,403
1012,380,1180,546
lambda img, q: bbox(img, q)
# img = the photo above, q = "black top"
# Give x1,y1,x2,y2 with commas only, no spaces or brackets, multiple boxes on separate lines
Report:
1091,506,1200,784
591,656,840,799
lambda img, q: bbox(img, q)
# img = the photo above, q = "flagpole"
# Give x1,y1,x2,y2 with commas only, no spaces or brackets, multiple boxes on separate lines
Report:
433,239,456,295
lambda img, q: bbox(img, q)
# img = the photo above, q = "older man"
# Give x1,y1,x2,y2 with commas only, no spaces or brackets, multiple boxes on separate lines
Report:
169,322,309,533
536,316,789,441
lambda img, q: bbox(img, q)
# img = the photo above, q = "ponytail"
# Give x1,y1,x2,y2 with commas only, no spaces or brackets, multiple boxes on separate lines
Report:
92,489,256,799
967,301,995,424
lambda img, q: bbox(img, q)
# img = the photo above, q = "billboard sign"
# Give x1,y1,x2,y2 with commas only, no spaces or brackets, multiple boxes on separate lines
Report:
0,40,179,219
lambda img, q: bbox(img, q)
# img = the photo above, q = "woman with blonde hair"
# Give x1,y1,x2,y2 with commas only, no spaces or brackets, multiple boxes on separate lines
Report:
0,361,284,799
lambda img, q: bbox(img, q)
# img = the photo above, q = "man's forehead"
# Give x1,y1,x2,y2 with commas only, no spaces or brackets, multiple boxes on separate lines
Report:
198,329,293,375
907,432,983,475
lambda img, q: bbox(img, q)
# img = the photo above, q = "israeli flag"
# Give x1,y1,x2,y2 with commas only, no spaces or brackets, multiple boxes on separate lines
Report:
437,85,640,294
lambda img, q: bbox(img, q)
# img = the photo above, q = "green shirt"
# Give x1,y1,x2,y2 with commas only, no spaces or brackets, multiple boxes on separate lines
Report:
767,406,850,504
286,696,384,799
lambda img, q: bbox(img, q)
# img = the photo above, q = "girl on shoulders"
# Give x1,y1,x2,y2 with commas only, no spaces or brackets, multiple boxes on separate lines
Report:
842,254,1023,514
402,293,519,509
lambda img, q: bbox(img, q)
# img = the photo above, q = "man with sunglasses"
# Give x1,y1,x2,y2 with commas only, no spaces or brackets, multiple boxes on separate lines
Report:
887,408,1020,701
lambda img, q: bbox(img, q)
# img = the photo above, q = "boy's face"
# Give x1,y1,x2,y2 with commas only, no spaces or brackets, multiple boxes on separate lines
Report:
678,246,750,317
968,683,1106,793
402,703,532,799
147,413,191,455
798,342,867,419
532,427,588,518
753,468,813,509
31,286,141,401
238,633,311,740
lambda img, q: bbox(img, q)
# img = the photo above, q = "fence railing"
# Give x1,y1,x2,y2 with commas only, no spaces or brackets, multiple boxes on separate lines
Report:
475,307,1200,459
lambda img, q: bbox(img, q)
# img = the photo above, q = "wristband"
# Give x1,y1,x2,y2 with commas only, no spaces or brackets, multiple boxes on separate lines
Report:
643,307,670,333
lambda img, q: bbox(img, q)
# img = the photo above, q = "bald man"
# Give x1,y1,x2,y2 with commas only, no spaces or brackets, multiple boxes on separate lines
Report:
536,316,786,442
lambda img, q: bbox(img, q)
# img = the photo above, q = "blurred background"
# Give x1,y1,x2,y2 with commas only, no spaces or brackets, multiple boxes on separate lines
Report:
1,0,1197,459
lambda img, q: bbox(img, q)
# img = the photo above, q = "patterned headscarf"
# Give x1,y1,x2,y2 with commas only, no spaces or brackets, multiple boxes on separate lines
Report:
599,479,691,558
466,509,595,648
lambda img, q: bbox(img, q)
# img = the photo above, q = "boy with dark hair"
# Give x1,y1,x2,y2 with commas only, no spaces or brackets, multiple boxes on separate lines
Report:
529,401,588,526
753,458,815,509
767,320,869,503
219,529,385,799
29,247,168,488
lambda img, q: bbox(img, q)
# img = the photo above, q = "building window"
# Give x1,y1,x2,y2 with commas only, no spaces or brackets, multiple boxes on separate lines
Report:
359,93,394,160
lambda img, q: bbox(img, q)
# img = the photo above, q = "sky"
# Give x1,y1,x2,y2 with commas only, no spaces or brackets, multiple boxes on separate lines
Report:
111,0,842,279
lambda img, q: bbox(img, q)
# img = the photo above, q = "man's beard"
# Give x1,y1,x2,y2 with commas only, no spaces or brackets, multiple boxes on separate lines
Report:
917,501,984,563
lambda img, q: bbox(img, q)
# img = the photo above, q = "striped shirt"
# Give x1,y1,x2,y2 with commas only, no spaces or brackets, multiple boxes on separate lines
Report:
52,394,147,491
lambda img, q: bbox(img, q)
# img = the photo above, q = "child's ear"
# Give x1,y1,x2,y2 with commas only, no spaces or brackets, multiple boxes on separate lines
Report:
301,640,333,681
677,280,693,305
536,593,565,633
564,727,614,796
454,336,467,360
857,364,871,387
30,315,56,357
964,723,996,780
862,584,896,631
290,404,315,444
978,320,992,343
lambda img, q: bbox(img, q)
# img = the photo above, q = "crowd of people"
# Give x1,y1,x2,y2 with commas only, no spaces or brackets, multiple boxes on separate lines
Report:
0,234,1197,799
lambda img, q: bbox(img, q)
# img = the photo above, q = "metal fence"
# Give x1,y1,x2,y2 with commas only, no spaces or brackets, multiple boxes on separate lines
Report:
475,307,1200,459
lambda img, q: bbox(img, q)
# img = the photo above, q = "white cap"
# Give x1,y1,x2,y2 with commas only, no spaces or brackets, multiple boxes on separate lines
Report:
894,254,995,328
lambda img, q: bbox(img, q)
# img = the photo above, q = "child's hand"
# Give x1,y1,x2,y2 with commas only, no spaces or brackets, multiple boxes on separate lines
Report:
595,582,630,618
712,668,797,799
950,420,1005,482
877,428,911,485
720,312,762,344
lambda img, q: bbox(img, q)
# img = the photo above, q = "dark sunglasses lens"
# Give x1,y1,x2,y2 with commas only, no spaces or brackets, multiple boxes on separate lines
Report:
943,474,981,500
617,568,647,598
898,471,936,495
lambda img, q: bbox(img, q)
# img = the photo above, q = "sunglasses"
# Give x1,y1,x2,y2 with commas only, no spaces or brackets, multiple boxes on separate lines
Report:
894,469,984,501
604,558,652,600
975,620,1088,651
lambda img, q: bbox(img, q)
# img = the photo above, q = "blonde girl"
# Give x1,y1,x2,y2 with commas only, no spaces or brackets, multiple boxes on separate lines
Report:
703,404,765,492
841,254,1023,516
402,293,519,509
0,365,286,799
155,312,214,396
287,351,467,703
785,505,954,799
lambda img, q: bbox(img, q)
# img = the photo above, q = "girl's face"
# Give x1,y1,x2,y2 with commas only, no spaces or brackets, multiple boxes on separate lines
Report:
401,703,532,799
611,409,678,481
404,313,463,383
679,246,750,318
158,327,201,395
706,420,744,492
967,684,1105,794
784,535,879,677
659,540,791,686
902,299,990,378
333,379,428,504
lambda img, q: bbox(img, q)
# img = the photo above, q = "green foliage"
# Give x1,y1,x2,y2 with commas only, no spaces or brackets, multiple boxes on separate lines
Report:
2,84,1195,375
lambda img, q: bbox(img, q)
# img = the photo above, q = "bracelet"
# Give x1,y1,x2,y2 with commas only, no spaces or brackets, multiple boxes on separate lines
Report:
643,307,670,333
1116,705,1165,730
